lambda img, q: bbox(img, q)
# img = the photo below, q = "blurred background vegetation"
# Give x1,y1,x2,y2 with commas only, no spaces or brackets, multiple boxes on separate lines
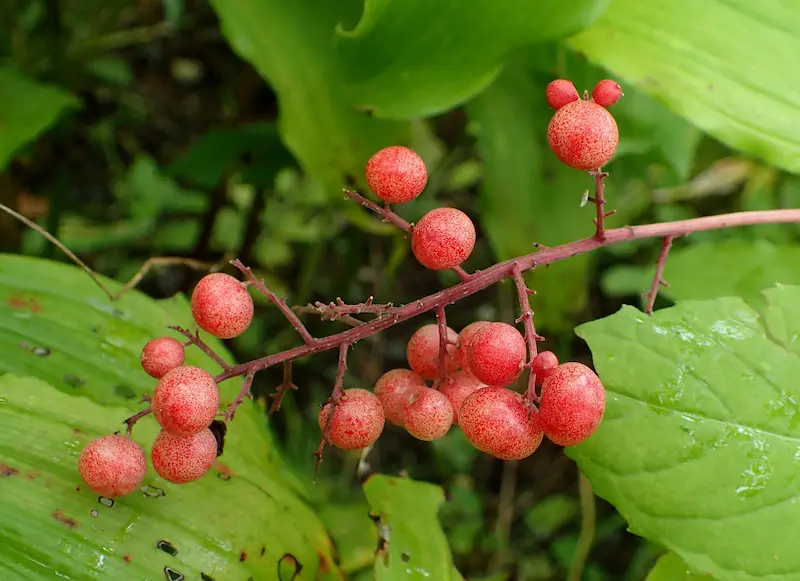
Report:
2,1,800,579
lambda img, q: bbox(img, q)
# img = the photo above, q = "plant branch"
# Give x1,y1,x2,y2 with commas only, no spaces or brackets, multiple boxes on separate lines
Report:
216,209,800,384
343,189,412,232
123,406,152,436
293,297,394,325
169,325,231,371
314,343,350,478
568,472,597,581
268,361,299,415
511,263,541,402
224,369,256,423
590,170,612,240
433,305,449,388
644,236,674,314
230,259,316,345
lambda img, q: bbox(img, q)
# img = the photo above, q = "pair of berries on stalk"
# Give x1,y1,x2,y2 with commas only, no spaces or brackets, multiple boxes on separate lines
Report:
78,272,255,498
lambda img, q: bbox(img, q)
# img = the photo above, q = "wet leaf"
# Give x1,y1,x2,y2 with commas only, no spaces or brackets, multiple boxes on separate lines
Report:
569,286,800,580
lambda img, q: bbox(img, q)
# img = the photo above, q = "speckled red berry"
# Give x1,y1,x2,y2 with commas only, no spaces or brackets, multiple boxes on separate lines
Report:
404,388,453,441
406,323,459,381
456,321,491,371
374,368,427,426
459,387,543,460
191,273,254,339
151,428,217,484
439,370,487,425
539,362,605,447
592,79,623,108
366,146,428,204
318,388,385,450
532,351,559,387
547,100,619,171
546,79,580,110
152,366,219,436
411,208,476,271
78,434,147,497
141,337,185,379
467,322,526,386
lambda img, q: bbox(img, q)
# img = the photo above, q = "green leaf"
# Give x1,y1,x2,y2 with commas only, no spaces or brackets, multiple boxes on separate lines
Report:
318,502,378,573
568,0,800,174
0,253,340,578
646,552,713,581
569,287,800,580
208,0,410,192
0,67,79,170
363,474,458,580
335,0,608,119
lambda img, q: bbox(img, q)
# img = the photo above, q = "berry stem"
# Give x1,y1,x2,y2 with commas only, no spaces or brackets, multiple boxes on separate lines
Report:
432,305,450,389
169,325,231,371
590,169,610,241
212,209,800,384
230,259,316,345
510,263,541,403
224,369,256,423
644,235,674,314
268,361,299,415
314,343,350,477
293,296,394,326
344,189,412,232
123,406,152,435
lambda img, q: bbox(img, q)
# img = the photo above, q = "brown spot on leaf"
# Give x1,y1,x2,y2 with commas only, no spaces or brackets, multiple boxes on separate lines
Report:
213,461,234,477
122,554,132,563
239,551,247,561
52,509,78,529
317,551,330,572
0,464,18,477
7,296,41,312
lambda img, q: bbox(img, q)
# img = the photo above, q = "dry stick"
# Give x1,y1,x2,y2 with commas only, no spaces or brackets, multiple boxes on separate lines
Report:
294,297,393,322
230,259,316,345
314,343,350,478
213,209,800,384
511,263,541,402
123,406,153,435
268,361,299,415
169,325,232,371
224,369,256,423
644,236,674,314
294,307,364,327
432,305,450,389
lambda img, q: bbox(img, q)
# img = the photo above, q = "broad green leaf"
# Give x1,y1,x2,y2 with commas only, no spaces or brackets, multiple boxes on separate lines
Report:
602,240,800,309
646,552,713,581
569,288,800,580
0,67,79,169
318,503,378,573
0,253,340,579
208,0,410,192
568,0,800,174
335,0,608,118
363,474,458,581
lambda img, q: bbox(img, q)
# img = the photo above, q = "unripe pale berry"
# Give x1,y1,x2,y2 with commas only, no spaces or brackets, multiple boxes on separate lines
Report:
532,351,559,387
547,100,619,171
141,337,185,379
439,370,487,425
78,434,147,497
318,388,385,450
539,362,605,447
152,366,219,436
459,387,543,460
151,428,217,484
467,322,526,386
406,323,459,381
374,368,427,427
592,79,623,108
546,79,580,110
456,321,491,371
190,273,254,339
411,208,476,271
366,145,428,204
404,388,454,441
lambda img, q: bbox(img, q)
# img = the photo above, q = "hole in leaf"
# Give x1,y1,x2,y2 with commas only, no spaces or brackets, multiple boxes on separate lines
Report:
156,540,178,556
163,567,184,581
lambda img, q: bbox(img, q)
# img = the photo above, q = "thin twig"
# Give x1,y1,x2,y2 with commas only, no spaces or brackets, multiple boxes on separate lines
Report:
314,343,350,479
268,361,299,415
169,325,231,371
590,170,611,241
123,407,152,435
511,263,541,403
644,236,674,314
343,189,412,232
224,369,256,423
568,472,597,581
489,460,519,573
293,297,394,326
432,305,449,389
230,259,316,345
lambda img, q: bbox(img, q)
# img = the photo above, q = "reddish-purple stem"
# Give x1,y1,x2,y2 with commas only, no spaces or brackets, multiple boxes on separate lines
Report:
230,259,316,345
590,169,611,240
344,190,412,232
511,263,541,403
123,406,152,435
224,369,256,423
169,325,231,371
294,297,394,322
644,236,674,314
433,305,449,389
268,361,299,415
314,343,350,478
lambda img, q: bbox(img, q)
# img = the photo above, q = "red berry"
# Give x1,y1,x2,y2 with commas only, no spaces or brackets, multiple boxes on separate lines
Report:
539,362,605,447
459,387,543,460
78,435,147,497
456,321,491,371
532,351,559,387
411,208,476,271
592,79,623,108
406,323,459,381
546,79,580,110
467,322,526,386
404,388,454,441
151,366,219,436
140,337,185,379
190,273,254,339
318,388,385,450
547,100,619,171
151,428,217,484
374,368,427,427
366,146,428,204
439,370,487,425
